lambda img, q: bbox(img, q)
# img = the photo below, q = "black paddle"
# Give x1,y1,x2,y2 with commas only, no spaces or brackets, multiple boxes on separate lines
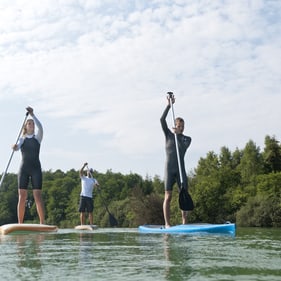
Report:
97,189,118,227
179,186,194,211
167,92,194,211
87,166,118,227
0,111,29,188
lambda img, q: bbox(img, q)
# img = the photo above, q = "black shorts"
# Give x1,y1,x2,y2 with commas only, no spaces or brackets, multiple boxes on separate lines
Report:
164,171,188,191
18,167,42,189
78,196,94,212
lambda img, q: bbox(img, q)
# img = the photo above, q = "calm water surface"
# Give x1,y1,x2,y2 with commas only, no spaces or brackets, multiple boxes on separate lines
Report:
0,227,280,281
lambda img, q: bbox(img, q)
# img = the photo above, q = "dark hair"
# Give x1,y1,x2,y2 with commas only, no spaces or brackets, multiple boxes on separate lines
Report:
175,117,184,123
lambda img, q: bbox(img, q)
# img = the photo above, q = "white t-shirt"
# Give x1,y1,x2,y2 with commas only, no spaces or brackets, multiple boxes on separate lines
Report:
80,176,98,198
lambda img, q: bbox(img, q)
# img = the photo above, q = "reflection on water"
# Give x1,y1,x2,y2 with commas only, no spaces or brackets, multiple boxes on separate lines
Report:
16,234,45,278
0,233,46,281
78,233,94,265
162,234,193,280
0,227,280,281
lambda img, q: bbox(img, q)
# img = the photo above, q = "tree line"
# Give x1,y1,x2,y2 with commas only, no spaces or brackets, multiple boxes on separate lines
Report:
0,135,280,228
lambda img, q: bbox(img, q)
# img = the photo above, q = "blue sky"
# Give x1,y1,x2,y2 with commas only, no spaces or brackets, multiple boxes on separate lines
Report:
0,0,280,179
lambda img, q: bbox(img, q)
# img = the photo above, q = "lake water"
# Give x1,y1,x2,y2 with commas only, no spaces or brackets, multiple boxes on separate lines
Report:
0,227,280,281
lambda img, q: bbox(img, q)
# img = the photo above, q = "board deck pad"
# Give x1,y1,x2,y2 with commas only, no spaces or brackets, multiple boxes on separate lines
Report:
74,225,98,231
0,223,58,235
138,223,235,236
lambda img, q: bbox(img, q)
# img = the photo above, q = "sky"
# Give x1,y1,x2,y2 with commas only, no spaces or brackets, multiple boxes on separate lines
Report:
0,0,280,180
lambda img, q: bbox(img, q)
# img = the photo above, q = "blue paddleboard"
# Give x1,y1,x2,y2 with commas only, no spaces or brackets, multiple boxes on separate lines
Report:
138,223,235,236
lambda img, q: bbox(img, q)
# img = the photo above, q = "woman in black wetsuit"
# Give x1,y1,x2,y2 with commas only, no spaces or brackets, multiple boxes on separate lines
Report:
13,106,45,224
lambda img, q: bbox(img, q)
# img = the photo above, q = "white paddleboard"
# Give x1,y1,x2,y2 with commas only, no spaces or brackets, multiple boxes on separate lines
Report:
74,225,98,231
0,223,58,235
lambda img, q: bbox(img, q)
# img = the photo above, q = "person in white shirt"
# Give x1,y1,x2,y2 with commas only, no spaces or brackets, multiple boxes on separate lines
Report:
78,162,99,225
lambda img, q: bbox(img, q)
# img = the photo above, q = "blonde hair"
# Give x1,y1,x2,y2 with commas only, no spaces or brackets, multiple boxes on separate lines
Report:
22,119,34,136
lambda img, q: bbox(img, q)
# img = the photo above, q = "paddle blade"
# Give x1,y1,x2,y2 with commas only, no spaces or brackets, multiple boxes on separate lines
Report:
109,213,118,227
179,188,194,211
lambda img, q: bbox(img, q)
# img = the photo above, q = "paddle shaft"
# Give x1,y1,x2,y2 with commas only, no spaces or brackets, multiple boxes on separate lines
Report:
86,165,118,226
0,111,29,188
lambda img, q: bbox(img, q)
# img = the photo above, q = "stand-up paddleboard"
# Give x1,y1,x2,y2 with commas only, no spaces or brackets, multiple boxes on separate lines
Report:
74,225,98,231
0,223,58,235
139,223,235,236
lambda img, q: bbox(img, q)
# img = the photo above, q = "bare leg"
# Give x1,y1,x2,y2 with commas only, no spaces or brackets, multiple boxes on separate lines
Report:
181,210,188,224
89,213,93,225
33,189,45,224
80,212,85,225
163,191,172,228
18,189,28,223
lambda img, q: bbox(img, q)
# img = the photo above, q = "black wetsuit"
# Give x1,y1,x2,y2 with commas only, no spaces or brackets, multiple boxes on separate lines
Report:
17,115,43,189
19,136,42,189
160,105,191,191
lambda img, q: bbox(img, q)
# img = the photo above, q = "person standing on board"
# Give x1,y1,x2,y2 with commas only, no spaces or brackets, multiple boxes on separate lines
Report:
79,162,99,225
160,94,192,228
12,106,45,224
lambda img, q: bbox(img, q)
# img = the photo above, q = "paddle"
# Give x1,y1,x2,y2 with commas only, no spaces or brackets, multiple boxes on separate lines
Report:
97,189,118,227
0,111,29,188
179,186,194,211
87,166,118,227
167,92,194,211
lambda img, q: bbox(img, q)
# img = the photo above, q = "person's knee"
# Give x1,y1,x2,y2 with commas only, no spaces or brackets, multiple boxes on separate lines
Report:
33,190,43,202
18,190,27,200
164,193,172,202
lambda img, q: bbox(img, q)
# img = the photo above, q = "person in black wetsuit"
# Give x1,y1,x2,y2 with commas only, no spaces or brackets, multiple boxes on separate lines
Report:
13,106,45,224
160,94,191,228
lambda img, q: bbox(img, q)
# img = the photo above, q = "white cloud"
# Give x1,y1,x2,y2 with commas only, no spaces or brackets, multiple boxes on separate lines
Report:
0,0,280,178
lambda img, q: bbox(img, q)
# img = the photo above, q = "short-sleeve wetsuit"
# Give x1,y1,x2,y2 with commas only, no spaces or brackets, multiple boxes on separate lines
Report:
160,105,191,191
16,115,43,189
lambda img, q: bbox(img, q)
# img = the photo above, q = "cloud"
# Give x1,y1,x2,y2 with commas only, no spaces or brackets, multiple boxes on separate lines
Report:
0,0,280,178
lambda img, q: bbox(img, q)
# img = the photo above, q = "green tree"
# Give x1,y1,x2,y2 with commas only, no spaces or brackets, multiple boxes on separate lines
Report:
238,140,264,186
219,147,241,221
0,174,18,224
263,135,281,173
192,151,226,222
46,175,78,225
1,134,280,228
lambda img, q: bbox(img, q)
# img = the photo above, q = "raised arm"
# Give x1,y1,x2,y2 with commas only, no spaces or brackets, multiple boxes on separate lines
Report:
33,114,43,143
26,106,43,143
160,104,170,134
79,162,88,177
160,95,175,135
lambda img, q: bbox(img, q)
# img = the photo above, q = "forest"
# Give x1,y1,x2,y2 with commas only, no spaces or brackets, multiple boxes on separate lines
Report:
0,135,280,228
